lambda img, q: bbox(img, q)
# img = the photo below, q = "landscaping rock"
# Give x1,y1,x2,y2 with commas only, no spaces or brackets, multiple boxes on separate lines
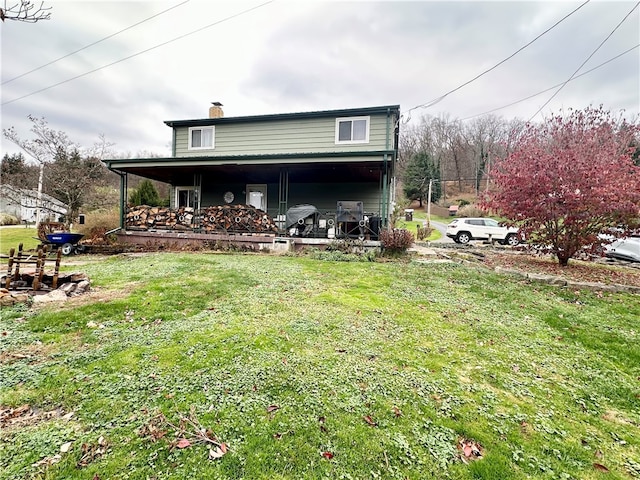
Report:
494,266,527,278
0,291,30,307
565,281,623,293
73,280,90,296
527,273,567,286
32,290,68,304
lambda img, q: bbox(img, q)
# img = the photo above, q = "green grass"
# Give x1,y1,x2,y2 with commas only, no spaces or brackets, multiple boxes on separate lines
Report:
1,252,639,479
395,210,447,241
0,226,41,255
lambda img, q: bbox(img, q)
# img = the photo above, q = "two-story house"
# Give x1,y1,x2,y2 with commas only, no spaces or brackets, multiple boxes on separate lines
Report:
104,104,400,249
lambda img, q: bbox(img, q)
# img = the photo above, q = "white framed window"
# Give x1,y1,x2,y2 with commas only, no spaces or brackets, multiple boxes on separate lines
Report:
175,186,199,209
335,116,369,144
246,184,267,211
188,126,214,150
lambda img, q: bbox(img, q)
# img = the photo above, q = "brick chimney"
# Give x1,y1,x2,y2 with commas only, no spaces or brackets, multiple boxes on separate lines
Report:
209,102,224,118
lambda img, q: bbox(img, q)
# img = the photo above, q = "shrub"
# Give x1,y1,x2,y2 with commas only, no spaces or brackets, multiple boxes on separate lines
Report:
0,213,20,225
326,238,365,254
380,228,414,254
457,204,487,218
75,209,120,242
416,225,433,241
310,249,378,262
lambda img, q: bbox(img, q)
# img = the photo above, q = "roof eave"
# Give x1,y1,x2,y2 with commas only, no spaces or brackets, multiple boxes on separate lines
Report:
164,105,401,128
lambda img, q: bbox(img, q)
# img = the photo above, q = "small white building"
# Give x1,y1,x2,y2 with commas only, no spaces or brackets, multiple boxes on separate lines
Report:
0,184,68,223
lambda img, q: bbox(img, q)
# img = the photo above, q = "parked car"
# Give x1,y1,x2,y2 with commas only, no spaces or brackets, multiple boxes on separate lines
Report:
446,217,520,245
604,236,640,262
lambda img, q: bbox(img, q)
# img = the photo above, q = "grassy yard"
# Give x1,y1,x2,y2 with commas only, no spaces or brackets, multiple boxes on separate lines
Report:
1,252,639,479
394,210,448,241
0,226,41,255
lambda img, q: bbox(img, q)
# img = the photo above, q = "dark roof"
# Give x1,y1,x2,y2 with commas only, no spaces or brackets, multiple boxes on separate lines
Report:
164,105,401,128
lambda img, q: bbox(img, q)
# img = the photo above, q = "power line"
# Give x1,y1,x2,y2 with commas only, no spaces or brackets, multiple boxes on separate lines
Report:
460,44,640,121
528,1,640,121
403,0,591,119
1,0,191,86
1,0,275,106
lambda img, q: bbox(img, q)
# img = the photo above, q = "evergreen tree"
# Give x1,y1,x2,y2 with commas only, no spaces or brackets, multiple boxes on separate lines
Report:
402,152,441,207
130,179,162,206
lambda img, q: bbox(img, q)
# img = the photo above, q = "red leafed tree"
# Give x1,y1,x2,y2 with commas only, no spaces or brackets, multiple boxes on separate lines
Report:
481,106,640,266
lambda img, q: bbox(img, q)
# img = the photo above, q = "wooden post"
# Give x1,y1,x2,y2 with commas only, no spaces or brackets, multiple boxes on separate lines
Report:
13,243,23,283
52,247,62,289
5,247,15,289
33,246,45,291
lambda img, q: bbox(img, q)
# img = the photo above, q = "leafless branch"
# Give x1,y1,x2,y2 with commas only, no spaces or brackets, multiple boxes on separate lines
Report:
1,1,51,22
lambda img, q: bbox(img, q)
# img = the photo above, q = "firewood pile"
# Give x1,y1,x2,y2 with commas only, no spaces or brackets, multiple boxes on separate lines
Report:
126,205,279,234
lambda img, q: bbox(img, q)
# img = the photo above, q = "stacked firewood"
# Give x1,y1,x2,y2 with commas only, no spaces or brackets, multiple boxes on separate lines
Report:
125,205,278,233
199,205,278,233
126,206,194,231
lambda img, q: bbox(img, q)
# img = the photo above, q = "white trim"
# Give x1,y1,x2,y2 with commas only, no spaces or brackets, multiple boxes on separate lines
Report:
175,186,199,209
245,184,267,211
335,116,370,144
188,126,215,150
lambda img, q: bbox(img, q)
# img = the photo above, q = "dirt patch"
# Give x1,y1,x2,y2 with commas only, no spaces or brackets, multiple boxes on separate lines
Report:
0,342,52,365
480,251,640,288
0,404,73,430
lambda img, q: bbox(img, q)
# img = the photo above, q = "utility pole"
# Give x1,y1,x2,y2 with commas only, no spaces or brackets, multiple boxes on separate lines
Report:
427,179,433,228
35,161,44,226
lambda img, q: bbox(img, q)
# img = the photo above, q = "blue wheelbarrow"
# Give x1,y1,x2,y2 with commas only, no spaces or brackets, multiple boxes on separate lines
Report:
43,232,85,255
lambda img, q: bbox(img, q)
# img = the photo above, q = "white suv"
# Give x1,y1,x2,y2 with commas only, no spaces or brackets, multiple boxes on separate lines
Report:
446,218,520,245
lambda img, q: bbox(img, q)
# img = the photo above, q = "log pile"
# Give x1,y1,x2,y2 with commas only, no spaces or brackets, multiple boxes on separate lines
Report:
126,206,194,231
125,205,279,234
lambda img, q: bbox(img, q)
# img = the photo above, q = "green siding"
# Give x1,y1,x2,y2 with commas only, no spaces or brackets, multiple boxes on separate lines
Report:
171,182,382,219
174,114,394,158
287,183,381,214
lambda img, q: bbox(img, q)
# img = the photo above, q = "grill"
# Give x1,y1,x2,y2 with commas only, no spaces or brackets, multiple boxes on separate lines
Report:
336,201,364,223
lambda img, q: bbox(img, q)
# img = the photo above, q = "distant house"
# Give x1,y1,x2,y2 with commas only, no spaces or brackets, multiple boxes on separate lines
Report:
104,104,400,248
0,185,67,223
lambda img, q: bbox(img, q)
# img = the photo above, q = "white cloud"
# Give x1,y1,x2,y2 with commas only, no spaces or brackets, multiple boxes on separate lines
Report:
1,0,638,159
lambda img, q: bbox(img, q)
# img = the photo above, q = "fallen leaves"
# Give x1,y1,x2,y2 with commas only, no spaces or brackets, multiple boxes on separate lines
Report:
209,442,227,459
0,404,31,426
0,404,74,429
175,438,191,449
140,409,228,461
363,415,377,426
457,438,484,464
321,451,334,460
593,463,610,472
60,441,73,453
77,436,108,468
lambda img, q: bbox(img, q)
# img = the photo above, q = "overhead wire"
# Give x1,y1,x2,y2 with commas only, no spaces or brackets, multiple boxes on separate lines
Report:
527,1,640,121
1,0,275,106
460,43,640,121
1,0,191,86
402,0,591,119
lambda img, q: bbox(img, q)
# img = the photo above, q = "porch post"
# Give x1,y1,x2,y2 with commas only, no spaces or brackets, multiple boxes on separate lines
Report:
382,154,388,227
278,168,289,233
119,170,127,229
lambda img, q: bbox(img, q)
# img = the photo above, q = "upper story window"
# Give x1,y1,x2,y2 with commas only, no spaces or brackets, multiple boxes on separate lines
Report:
335,116,369,144
188,126,214,150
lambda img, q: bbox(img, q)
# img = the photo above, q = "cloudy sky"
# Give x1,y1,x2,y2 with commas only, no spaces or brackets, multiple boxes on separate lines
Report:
1,0,638,158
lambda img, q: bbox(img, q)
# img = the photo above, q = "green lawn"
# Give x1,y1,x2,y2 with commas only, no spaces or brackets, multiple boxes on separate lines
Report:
0,226,41,255
1,253,639,479
395,210,448,241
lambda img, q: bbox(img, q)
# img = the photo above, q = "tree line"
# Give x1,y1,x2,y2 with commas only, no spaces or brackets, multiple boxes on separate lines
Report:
1,116,167,225
399,113,529,207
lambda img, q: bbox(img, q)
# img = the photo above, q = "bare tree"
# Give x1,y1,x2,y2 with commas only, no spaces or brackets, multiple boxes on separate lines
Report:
1,0,51,22
3,116,113,225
